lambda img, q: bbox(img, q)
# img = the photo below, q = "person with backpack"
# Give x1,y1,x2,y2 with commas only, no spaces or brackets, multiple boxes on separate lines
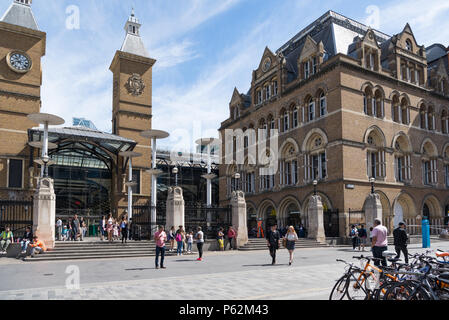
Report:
349,225,359,251
357,225,367,252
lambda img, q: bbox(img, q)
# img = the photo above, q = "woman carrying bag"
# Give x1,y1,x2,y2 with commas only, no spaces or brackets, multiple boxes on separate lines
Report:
285,226,299,266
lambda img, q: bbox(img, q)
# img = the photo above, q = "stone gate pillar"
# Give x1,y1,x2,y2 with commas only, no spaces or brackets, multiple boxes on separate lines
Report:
166,187,185,230
308,195,326,243
365,193,383,231
33,177,56,249
231,190,248,248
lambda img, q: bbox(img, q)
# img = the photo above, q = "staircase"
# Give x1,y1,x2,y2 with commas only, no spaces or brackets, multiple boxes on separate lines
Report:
238,238,328,251
24,241,193,262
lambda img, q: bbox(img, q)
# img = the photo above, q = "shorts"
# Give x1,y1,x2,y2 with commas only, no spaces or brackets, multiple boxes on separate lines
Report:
359,237,367,245
218,239,224,248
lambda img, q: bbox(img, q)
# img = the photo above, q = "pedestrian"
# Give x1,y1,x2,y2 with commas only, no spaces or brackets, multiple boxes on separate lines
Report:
393,222,409,264
217,228,225,251
227,226,236,250
29,236,46,258
154,225,167,269
56,217,62,241
358,225,367,251
0,226,14,255
120,216,128,244
72,214,80,241
106,214,114,242
186,231,193,253
298,224,306,238
168,226,175,252
369,227,374,243
99,215,106,241
371,219,388,267
266,224,280,265
67,218,73,241
62,224,68,241
175,226,184,256
195,226,205,261
80,217,86,241
16,226,33,258
350,225,359,251
113,220,119,241
285,226,298,266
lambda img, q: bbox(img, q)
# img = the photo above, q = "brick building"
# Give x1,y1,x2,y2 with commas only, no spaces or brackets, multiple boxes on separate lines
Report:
219,11,449,237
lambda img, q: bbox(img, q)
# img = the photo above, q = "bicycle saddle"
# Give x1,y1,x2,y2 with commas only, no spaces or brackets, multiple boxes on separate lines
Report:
436,252,449,257
387,257,401,263
382,251,397,258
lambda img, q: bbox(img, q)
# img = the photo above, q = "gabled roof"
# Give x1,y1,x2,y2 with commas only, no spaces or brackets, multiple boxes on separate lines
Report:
0,0,39,31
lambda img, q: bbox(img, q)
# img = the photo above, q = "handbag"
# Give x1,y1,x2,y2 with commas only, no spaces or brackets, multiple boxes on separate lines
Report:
282,237,288,248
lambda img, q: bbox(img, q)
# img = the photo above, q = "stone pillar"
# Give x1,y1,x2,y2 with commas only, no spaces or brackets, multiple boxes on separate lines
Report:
33,177,56,249
231,190,248,248
166,187,185,230
308,195,326,243
365,193,383,231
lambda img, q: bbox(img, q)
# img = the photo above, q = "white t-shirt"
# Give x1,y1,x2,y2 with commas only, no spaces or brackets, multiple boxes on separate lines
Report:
187,234,193,243
287,233,298,241
196,231,204,243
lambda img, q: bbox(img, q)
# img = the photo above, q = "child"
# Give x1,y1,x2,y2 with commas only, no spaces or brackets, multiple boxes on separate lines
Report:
187,231,193,253
62,225,68,241
113,222,119,241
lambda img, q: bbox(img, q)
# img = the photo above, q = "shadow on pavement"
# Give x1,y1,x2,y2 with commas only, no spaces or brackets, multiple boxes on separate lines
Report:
125,268,153,271
241,264,289,267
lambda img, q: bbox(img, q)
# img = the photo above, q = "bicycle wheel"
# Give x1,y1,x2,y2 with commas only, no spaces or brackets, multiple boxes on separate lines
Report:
374,281,398,300
329,275,348,300
383,281,432,300
346,270,368,300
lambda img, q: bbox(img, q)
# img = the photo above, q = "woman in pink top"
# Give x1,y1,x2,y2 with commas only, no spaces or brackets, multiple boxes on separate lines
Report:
154,225,167,269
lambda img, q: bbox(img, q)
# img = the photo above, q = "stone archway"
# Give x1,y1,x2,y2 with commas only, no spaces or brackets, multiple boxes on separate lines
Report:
278,196,301,229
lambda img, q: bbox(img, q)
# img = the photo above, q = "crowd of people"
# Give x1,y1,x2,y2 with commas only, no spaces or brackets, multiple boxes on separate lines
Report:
55,214,88,242
0,225,47,259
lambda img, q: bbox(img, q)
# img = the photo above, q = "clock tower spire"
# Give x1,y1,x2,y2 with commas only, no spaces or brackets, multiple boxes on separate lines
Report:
109,9,156,216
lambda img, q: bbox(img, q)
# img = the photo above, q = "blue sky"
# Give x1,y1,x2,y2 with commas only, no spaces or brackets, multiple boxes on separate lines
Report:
1,0,449,151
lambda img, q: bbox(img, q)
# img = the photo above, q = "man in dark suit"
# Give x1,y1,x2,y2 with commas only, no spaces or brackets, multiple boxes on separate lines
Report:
266,224,281,265
393,222,409,264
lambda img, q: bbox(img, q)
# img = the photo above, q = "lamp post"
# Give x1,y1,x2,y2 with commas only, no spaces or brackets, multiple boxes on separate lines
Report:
119,151,142,239
140,130,170,235
27,113,65,178
234,172,241,191
196,138,219,208
172,167,179,187
313,180,318,196
370,177,375,194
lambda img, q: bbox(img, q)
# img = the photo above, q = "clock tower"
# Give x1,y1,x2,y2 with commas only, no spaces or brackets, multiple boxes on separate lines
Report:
0,0,46,195
109,9,155,214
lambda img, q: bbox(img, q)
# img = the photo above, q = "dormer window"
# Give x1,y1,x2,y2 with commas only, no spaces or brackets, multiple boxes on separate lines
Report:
312,57,318,74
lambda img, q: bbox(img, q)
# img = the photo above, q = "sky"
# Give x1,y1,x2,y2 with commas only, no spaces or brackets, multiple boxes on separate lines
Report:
1,0,449,152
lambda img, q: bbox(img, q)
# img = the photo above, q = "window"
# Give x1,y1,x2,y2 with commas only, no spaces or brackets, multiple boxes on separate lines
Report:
367,150,386,179
272,80,278,96
363,94,367,115
293,109,298,128
319,92,327,117
270,118,275,130
244,172,255,194
308,99,315,121
260,173,274,191
304,61,310,79
280,160,297,186
405,40,412,51
423,159,437,186
445,165,449,188
8,159,23,189
131,169,141,194
415,70,420,85
257,90,262,105
395,155,411,182
283,111,289,132
265,84,271,100
312,57,318,74
305,152,327,181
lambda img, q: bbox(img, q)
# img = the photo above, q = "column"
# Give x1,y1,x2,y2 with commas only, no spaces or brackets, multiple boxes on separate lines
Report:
307,195,326,243
165,186,185,231
33,178,56,249
231,190,248,248
364,193,383,231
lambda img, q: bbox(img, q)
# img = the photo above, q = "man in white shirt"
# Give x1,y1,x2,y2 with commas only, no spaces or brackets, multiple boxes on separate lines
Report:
56,218,62,241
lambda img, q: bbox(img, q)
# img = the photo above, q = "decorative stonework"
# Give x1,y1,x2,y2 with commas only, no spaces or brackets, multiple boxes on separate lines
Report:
125,73,145,96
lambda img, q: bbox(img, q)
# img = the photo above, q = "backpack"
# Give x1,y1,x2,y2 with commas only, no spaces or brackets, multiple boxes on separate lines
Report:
176,233,182,242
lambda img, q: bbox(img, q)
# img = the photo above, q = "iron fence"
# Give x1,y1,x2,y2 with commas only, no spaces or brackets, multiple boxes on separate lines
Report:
0,199,33,233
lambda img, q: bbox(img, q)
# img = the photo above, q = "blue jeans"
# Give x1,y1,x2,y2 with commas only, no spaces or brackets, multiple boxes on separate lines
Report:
155,246,165,267
177,241,183,255
187,243,192,252
20,240,30,252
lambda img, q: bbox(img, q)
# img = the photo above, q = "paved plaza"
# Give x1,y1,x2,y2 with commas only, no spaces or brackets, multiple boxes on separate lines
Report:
0,241,448,300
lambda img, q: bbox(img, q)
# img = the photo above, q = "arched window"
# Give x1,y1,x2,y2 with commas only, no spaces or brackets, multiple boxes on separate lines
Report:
279,144,298,186
394,135,412,182
282,109,289,132
363,87,373,116
405,39,412,51
428,106,435,131
292,106,299,128
441,110,448,134
420,104,428,129
400,98,410,125
366,129,386,179
373,89,384,118
422,141,437,186
319,91,327,117
392,95,400,123
304,133,327,182
307,96,315,122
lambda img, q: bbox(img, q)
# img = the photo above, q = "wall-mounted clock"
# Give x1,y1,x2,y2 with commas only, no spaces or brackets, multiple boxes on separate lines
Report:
6,51,32,73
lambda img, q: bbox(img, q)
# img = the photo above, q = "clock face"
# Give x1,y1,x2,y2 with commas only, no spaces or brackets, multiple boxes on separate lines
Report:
8,52,32,73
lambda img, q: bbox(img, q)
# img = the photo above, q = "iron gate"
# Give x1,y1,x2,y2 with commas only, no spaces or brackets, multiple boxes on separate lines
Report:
324,209,339,237
0,199,33,233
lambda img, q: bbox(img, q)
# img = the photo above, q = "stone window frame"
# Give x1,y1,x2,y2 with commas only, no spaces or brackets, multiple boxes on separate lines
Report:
6,157,24,190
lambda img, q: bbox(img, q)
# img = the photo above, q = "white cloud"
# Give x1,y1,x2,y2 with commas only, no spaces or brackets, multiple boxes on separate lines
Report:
151,39,200,69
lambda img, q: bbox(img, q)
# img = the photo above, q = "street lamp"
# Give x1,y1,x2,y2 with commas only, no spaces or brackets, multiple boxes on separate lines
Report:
172,167,179,187
234,172,241,191
370,177,375,194
313,180,318,196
